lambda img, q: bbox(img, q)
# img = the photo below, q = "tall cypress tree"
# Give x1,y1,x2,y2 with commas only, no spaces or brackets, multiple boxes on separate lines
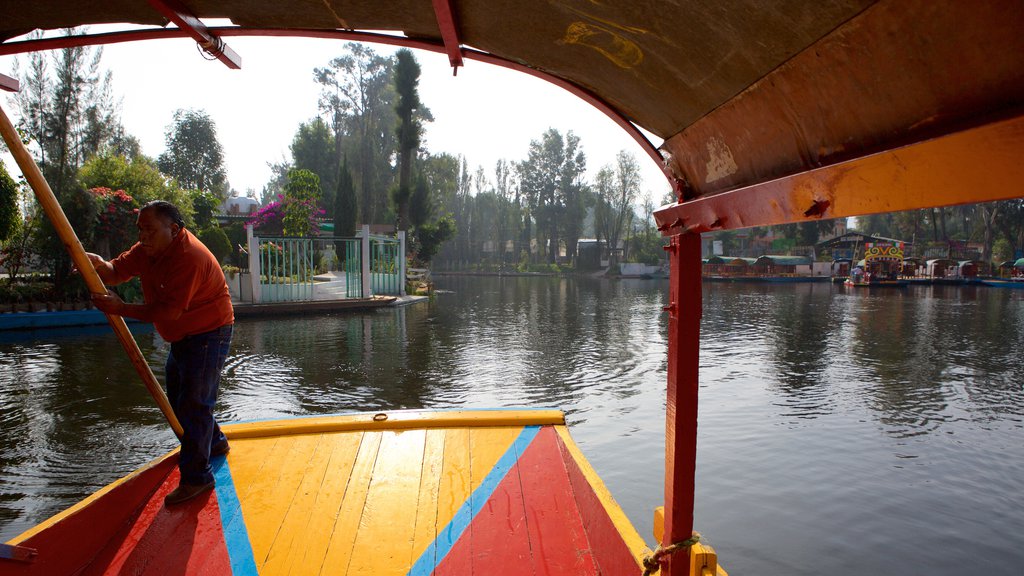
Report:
334,157,357,237
392,49,423,232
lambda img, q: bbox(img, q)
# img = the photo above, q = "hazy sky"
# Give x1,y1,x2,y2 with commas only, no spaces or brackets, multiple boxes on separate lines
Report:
2,32,671,205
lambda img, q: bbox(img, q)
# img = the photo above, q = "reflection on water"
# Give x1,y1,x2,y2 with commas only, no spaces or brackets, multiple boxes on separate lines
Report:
0,278,1022,575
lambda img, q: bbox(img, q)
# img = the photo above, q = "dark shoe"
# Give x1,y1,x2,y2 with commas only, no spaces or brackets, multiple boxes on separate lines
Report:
211,441,231,457
164,481,215,506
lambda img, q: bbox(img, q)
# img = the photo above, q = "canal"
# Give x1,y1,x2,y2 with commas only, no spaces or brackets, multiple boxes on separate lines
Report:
1,277,1022,575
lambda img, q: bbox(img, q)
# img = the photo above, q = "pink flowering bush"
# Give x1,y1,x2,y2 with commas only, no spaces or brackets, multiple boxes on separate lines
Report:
89,187,139,255
249,194,324,237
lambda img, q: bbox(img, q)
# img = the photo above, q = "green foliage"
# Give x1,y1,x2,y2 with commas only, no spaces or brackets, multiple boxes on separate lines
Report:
315,43,399,225
223,222,249,266
333,158,358,237
157,109,228,198
282,168,323,236
992,238,1013,262
414,214,457,265
629,230,669,265
113,277,142,303
198,226,232,264
79,152,167,204
77,152,196,227
31,185,98,297
0,281,57,304
0,160,18,243
393,49,425,232
409,172,432,229
290,117,337,213
189,189,220,229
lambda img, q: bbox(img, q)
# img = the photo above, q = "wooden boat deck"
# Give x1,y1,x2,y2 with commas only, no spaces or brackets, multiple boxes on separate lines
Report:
4,410,652,575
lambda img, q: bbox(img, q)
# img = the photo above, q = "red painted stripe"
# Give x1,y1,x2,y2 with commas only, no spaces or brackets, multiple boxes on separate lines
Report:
82,468,232,575
516,426,598,576
468,453,533,573
555,434,640,575
6,456,177,576
434,427,603,576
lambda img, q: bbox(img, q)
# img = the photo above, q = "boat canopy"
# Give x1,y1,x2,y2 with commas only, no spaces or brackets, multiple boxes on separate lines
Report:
1,1,1021,235
753,255,811,267
724,257,757,266
1016,258,1024,269
703,256,725,265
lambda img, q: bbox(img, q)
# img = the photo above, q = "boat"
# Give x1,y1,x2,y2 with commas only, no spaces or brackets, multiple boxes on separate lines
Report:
978,278,1024,289
1,2,1022,575
844,243,910,287
2,410,667,575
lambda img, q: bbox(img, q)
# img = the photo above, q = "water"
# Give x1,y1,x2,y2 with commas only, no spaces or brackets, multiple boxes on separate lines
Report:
1,277,1022,575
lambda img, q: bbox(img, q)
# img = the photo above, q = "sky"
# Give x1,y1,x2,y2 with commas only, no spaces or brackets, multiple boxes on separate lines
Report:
1,32,671,207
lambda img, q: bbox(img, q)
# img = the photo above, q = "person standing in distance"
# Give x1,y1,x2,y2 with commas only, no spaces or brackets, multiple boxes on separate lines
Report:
87,200,234,506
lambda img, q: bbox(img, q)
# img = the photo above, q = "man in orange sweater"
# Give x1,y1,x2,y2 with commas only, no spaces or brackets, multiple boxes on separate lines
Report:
88,200,234,506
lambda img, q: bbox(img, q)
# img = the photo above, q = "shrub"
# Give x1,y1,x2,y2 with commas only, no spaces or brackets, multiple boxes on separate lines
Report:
198,226,231,264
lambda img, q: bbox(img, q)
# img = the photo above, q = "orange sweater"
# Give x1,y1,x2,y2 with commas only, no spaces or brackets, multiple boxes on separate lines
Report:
110,229,234,342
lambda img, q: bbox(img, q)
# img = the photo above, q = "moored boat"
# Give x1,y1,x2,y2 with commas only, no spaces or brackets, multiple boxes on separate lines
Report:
978,278,1024,289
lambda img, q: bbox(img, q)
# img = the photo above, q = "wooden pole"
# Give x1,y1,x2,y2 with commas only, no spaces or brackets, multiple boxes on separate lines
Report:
0,103,184,438
663,232,702,576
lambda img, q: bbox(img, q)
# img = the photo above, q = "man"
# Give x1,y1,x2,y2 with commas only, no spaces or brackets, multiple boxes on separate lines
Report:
88,200,234,506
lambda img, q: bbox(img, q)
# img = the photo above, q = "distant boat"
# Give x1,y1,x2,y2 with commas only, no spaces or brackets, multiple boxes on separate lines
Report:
844,277,909,288
846,243,909,287
978,278,1024,289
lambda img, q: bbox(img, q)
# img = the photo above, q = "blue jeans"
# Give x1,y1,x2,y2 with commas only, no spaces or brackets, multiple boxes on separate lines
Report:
165,324,232,485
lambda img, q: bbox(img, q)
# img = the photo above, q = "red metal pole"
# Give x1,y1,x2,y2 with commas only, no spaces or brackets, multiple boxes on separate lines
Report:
663,232,702,576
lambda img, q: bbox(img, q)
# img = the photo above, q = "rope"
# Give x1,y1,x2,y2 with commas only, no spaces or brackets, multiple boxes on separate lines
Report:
641,533,700,576
196,37,226,61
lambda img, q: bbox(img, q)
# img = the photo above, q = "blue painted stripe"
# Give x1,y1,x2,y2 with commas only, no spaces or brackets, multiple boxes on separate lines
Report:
406,425,541,576
212,455,259,576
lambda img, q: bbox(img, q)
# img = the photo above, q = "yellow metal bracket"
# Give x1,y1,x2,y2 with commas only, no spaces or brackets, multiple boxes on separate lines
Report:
652,507,728,576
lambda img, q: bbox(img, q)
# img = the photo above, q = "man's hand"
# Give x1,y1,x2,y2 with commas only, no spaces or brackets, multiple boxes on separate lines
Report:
73,253,105,275
91,289,125,315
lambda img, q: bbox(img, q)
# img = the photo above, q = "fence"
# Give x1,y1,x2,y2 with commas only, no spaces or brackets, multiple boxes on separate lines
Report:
244,225,404,303
370,235,402,296
256,237,314,302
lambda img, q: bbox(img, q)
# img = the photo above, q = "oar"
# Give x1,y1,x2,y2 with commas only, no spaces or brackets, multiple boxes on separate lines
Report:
0,102,184,438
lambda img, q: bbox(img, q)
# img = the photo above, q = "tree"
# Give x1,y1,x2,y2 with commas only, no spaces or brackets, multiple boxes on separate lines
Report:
558,132,587,264
594,151,641,270
290,117,337,213
157,109,228,198
392,49,426,233
334,157,358,237
517,129,587,264
12,38,127,290
315,44,396,225
281,168,323,237
415,214,457,265
409,172,432,229
198,226,231,264
189,189,220,230
0,160,18,244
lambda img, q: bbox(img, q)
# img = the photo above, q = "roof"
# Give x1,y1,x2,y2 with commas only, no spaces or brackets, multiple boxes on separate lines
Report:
754,255,811,266
817,231,908,249
724,257,757,265
1,1,1022,233
1016,258,1024,268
